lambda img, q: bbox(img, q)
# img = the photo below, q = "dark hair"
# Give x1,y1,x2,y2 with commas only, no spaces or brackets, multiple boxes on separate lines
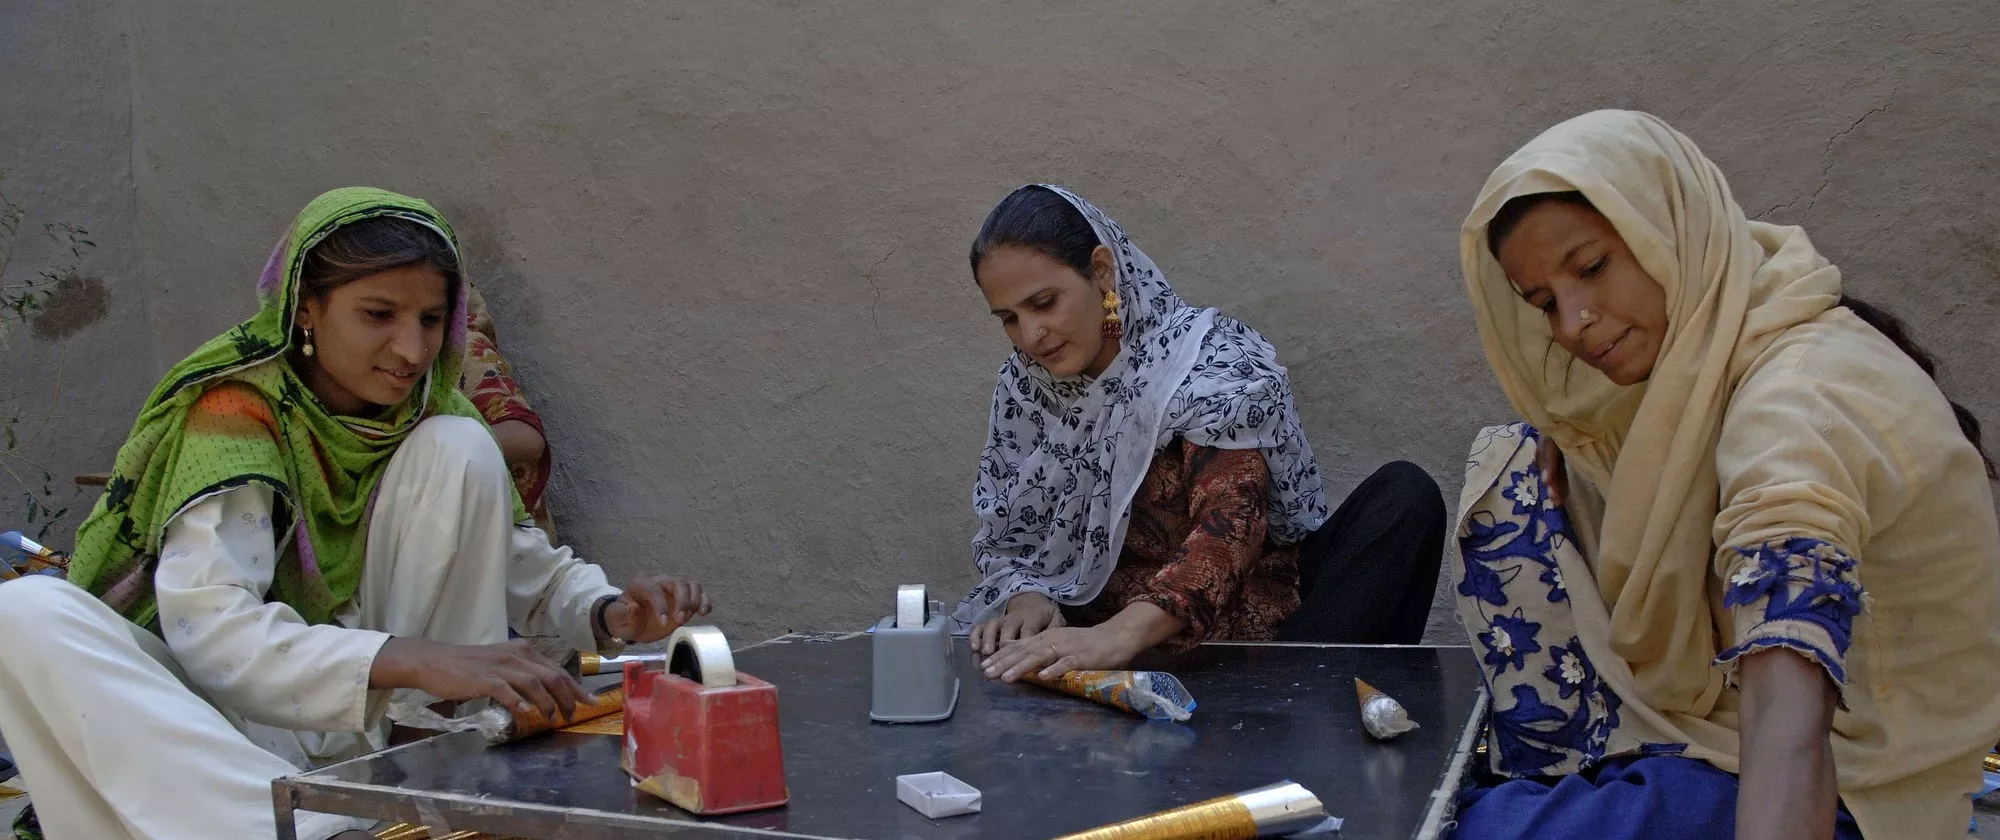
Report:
1487,190,1995,478
968,185,1099,280
299,215,460,303
1486,191,1597,260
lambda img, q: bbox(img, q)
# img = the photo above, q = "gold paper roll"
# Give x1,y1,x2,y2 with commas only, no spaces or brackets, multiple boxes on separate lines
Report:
1985,752,2000,774
1052,781,1330,838
573,651,668,677
1023,670,1195,721
373,825,507,840
491,687,624,743
1051,793,1257,840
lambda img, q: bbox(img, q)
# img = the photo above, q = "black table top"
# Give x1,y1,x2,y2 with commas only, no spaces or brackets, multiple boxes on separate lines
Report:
278,634,1485,839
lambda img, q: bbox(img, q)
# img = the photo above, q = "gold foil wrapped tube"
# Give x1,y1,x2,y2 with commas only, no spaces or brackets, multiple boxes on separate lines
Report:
1051,781,1332,839
571,651,668,677
490,687,624,743
1022,670,1196,721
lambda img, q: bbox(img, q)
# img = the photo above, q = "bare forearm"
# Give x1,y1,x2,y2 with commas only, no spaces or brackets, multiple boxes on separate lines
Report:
1101,601,1188,661
1736,648,1838,840
489,419,546,467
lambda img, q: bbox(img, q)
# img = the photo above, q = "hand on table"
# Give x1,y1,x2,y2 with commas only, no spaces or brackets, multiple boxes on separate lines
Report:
372,637,591,721
970,591,1065,656
602,575,712,644
981,624,1141,683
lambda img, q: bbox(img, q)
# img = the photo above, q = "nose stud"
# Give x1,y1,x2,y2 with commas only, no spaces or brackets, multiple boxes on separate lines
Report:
1577,308,1597,325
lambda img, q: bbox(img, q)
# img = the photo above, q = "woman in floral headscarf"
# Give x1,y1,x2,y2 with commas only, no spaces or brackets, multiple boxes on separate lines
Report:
958,185,1447,682
0,188,709,840
1450,111,2000,839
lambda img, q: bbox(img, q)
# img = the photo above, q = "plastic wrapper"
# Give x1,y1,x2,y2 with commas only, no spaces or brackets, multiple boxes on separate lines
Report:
1355,678,1417,740
1023,669,1195,721
388,687,624,745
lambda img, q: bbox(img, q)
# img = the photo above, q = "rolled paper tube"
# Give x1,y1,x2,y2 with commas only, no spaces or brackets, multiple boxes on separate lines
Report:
484,686,625,744
1355,678,1418,740
1022,670,1196,721
570,651,668,677
1051,781,1332,839
372,827,501,840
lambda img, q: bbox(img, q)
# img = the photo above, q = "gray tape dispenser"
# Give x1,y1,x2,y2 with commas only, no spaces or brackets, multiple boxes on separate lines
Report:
870,584,960,723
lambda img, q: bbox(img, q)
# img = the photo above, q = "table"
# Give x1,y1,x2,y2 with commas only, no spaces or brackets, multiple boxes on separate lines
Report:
275,633,1488,839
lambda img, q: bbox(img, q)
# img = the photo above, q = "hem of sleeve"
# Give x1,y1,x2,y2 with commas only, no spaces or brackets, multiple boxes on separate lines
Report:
1712,629,1849,709
570,585,625,656
334,629,395,733
1128,593,1205,653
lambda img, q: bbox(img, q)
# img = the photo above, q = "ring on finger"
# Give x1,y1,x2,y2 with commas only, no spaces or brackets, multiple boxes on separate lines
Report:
1048,643,1058,657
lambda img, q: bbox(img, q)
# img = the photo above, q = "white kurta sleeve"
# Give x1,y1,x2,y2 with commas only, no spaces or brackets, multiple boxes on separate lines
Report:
506,524,623,655
155,485,391,733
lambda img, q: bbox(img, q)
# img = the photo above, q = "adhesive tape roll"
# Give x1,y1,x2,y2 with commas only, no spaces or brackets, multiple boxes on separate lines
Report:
666,625,736,687
895,584,929,629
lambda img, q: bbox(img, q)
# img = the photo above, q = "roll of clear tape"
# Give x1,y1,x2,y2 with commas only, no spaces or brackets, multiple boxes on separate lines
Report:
895,584,929,628
667,625,737,687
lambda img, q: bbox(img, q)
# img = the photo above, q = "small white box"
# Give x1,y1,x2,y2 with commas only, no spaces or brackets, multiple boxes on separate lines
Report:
895,771,981,819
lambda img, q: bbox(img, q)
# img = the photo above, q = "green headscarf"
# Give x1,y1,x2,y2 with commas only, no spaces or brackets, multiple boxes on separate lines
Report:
66,187,522,629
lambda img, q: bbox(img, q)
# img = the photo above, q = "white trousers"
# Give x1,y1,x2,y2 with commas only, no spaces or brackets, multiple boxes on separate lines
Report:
0,416,519,840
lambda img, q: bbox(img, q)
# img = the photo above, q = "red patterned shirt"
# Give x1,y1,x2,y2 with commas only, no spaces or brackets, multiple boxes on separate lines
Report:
1062,438,1300,651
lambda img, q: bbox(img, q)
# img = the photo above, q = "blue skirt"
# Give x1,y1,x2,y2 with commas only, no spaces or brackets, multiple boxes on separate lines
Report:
1452,755,1865,840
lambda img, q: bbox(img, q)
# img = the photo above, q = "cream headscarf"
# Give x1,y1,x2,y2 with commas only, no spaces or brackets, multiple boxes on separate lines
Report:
1460,110,1999,835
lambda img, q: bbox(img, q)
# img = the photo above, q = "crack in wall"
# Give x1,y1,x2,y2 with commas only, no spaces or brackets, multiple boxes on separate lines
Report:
1755,104,1891,220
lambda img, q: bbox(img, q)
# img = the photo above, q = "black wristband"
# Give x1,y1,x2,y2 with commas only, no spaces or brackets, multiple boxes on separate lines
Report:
591,594,622,643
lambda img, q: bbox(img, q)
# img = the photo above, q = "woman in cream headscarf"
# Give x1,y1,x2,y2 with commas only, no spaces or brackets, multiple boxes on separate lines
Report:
1450,110,2000,839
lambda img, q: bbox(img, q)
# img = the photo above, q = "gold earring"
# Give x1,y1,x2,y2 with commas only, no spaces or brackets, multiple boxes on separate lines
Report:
301,327,315,357
1101,289,1123,339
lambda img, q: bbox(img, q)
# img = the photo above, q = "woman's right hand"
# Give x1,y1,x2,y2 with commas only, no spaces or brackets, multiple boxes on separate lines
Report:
371,637,593,721
1536,433,1569,508
971,591,1066,656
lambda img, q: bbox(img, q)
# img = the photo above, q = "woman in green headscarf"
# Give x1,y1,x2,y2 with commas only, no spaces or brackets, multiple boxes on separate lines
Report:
0,188,710,840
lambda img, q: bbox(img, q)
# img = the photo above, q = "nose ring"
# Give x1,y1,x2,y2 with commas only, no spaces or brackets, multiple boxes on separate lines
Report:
1577,308,1597,325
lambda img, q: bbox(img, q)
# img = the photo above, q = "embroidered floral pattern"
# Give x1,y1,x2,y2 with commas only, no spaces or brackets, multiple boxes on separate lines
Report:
1455,423,1623,778
1714,537,1865,686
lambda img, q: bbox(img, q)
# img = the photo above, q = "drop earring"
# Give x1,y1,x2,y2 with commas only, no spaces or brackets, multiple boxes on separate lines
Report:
301,327,315,357
1100,289,1124,339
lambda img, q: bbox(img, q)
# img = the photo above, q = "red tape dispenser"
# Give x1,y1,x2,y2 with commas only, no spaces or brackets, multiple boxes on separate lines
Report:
622,625,789,815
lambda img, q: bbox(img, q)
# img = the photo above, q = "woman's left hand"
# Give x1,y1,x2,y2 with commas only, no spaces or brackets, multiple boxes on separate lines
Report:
603,576,712,643
982,624,1140,682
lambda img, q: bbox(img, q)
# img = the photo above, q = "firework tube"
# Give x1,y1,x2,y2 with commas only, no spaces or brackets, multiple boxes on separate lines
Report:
1022,669,1195,721
481,685,625,743
1355,678,1417,740
1051,781,1336,839
390,687,625,745
569,651,667,677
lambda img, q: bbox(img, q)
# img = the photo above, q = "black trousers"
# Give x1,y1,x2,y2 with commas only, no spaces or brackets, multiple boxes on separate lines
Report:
1275,460,1446,645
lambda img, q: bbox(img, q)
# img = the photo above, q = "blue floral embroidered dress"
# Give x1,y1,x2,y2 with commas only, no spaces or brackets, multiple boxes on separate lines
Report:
1450,423,1868,839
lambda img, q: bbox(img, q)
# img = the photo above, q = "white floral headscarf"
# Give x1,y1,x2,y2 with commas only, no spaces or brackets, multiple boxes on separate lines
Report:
952,185,1327,627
